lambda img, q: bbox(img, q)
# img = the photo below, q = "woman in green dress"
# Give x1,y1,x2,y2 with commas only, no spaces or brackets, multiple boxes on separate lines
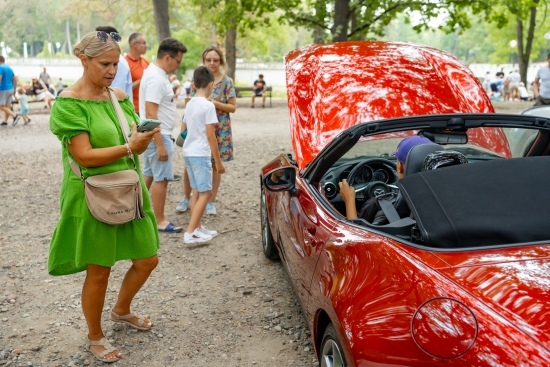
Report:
49,31,160,363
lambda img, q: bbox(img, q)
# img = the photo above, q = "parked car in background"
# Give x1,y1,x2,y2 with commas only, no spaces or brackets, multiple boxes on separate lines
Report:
260,41,550,367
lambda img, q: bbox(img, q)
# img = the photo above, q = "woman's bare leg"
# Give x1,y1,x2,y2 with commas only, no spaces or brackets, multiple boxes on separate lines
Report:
82,264,121,359
209,168,221,203
111,255,159,327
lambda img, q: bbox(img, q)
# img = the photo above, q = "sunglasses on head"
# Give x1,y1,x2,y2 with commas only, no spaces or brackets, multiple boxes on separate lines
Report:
81,31,122,53
96,31,121,43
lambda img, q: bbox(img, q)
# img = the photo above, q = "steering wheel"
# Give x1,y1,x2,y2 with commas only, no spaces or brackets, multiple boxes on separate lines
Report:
345,158,396,201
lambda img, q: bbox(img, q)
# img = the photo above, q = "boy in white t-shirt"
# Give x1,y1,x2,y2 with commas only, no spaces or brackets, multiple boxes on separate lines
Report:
182,66,225,243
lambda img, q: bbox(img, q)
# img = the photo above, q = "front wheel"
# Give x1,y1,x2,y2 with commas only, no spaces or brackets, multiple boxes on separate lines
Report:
320,323,348,367
260,187,279,260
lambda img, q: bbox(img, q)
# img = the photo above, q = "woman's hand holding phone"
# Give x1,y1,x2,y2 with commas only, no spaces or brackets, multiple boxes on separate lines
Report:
137,119,162,132
128,123,159,154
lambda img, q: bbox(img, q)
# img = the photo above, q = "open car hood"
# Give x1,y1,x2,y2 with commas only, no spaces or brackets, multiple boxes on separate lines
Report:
285,41,495,170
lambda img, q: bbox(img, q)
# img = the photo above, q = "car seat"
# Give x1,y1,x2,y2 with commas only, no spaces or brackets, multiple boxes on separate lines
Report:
380,143,443,222
375,147,468,224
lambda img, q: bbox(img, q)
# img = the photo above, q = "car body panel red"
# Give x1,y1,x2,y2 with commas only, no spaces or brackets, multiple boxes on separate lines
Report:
307,224,550,365
285,41,506,170
437,252,550,350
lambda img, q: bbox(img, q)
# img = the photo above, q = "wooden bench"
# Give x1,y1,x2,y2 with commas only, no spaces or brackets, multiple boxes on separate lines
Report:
235,86,273,107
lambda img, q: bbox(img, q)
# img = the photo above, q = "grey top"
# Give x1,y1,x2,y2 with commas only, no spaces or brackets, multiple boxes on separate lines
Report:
536,65,550,98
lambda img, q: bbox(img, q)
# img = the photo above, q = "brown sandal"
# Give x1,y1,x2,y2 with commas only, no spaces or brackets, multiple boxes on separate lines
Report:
86,337,121,363
110,310,152,331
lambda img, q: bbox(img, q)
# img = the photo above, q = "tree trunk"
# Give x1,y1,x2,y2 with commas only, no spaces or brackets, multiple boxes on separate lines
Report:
518,0,539,85
152,0,171,42
332,0,350,41
225,26,237,81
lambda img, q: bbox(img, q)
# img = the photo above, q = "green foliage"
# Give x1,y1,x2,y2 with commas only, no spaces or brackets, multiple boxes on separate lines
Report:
38,41,53,58
172,29,208,73
275,0,494,42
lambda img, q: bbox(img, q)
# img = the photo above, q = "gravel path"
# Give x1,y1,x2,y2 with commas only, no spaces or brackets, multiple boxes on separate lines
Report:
0,98,317,367
0,99,525,367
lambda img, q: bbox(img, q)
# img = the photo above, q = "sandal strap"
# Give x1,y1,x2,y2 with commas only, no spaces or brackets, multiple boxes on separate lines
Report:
112,310,147,327
86,337,118,356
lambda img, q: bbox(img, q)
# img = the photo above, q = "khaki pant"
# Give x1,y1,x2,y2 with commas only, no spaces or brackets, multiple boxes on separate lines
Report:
534,95,550,106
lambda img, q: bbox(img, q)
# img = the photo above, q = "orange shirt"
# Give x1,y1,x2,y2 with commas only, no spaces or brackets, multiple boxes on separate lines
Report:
125,54,150,113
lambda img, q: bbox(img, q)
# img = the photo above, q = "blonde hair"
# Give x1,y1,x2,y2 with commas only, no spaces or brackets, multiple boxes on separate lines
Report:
73,31,121,58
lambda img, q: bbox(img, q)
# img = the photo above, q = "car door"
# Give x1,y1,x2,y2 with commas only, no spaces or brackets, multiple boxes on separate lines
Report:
280,179,335,320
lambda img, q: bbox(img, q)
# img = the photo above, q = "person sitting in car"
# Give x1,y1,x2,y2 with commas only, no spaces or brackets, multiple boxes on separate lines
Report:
339,136,433,221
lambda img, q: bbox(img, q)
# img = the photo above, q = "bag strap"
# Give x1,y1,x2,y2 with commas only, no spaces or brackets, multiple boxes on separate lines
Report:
68,88,137,179
215,76,228,102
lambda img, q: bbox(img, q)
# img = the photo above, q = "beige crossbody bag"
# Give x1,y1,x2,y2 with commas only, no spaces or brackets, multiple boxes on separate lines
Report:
69,88,145,225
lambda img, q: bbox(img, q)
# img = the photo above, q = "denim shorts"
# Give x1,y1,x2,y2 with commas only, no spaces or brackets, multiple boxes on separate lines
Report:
142,134,174,182
184,156,212,192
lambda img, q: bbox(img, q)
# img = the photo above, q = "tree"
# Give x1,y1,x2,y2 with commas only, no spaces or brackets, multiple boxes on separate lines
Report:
276,0,493,42
487,0,549,85
152,0,171,41
188,0,276,81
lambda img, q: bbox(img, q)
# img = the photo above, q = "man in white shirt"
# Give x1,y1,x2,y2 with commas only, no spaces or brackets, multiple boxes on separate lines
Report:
533,53,550,106
140,37,187,232
96,26,133,100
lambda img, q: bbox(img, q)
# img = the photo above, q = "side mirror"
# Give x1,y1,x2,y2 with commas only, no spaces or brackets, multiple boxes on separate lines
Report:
263,167,296,192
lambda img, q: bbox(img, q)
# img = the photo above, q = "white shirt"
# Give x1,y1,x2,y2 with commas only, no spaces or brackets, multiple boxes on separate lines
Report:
519,86,530,98
111,55,133,101
182,97,218,157
139,63,177,135
508,71,521,87
537,65,550,99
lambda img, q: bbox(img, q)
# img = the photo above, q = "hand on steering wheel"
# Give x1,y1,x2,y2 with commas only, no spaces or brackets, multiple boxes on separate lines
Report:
345,158,396,201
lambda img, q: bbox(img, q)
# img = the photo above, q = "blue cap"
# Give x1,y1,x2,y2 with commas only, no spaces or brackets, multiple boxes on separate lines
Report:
392,136,432,164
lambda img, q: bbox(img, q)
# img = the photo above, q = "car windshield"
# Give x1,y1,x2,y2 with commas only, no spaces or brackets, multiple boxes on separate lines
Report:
335,127,536,164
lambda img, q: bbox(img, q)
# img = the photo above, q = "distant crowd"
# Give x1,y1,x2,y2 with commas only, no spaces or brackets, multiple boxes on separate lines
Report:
482,68,533,102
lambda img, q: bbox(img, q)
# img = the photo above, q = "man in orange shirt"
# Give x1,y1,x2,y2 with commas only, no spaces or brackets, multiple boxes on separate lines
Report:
125,33,149,113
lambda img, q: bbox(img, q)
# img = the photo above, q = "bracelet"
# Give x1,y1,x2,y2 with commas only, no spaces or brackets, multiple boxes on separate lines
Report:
124,143,133,158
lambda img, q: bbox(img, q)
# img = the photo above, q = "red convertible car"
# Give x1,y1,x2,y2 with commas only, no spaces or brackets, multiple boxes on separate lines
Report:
260,41,550,366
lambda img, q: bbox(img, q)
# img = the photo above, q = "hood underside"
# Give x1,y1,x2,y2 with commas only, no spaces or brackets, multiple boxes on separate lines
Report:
285,41,495,170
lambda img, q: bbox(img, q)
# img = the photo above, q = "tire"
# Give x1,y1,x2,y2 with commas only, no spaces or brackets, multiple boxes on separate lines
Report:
260,187,279,260
320,323,348,367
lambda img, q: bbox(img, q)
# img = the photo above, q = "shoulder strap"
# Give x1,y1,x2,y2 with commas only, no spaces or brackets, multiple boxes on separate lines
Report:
107,88,131,145
216,76,228,102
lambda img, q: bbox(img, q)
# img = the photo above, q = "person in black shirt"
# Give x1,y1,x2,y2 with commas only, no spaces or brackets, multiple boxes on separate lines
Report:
251,74,266,108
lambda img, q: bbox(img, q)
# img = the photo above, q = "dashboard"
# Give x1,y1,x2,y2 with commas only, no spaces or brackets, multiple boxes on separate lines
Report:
321,158,398,201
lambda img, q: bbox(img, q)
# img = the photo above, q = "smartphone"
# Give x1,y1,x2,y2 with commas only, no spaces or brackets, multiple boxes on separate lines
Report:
137,119,161,132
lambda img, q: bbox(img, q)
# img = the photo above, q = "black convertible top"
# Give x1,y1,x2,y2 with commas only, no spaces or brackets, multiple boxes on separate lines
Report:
398,156,550,248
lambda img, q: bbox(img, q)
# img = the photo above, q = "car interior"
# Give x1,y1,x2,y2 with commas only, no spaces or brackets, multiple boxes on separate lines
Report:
305,116,550,248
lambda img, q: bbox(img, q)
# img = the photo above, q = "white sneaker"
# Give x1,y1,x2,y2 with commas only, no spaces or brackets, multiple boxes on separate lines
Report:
205,202,217,215
199,226,218,238
176,198,190,212
184,229,213,244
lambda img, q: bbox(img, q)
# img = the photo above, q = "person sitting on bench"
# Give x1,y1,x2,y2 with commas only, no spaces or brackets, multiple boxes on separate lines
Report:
251,74,266,108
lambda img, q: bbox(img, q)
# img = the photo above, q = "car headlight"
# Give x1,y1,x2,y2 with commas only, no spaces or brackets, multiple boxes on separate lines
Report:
411,298,478,359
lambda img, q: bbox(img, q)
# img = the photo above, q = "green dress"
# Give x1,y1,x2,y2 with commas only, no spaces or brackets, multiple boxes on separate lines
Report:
49,97,159,276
